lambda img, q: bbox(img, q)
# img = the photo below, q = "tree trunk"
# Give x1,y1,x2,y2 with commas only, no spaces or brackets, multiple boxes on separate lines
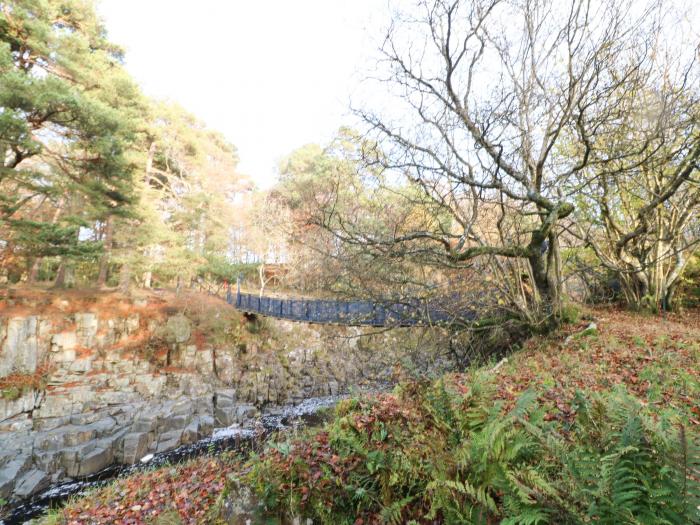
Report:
145,140,156,184
528,233,564,327
30,198,65,284
97,215,114,286
53,260,75,288
259,263,267,297
27,258,40,283
663,282,678,311
661,251,686,311
119,263,131,294
53,262,66,288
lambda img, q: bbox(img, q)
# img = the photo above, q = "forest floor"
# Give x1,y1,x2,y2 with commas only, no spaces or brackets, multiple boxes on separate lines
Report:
32,305,700,524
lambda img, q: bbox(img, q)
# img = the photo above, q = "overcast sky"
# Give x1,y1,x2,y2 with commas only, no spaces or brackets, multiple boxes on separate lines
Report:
98,0,387,188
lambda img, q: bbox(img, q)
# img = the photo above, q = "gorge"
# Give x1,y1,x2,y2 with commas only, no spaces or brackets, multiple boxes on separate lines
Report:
0,288,448,516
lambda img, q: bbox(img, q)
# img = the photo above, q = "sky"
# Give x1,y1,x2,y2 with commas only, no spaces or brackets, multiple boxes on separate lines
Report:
98,0,387,189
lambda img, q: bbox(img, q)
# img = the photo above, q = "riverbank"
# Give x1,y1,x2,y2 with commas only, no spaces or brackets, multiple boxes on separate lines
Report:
26,306,700,524
1,395,342,524
0,288,454,507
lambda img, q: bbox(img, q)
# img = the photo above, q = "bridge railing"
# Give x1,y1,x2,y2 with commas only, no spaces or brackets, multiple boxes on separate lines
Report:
226,288,472,326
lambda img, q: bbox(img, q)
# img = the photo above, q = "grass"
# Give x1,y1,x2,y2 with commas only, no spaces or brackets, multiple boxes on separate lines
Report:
488,307,700,424
0,367,50,400
0,385,21,401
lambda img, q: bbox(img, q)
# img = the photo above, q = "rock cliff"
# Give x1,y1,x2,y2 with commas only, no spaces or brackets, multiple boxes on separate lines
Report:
0,289,445,502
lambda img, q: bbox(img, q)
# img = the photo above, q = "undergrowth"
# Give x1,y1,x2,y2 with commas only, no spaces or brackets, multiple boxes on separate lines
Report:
246,375,700,524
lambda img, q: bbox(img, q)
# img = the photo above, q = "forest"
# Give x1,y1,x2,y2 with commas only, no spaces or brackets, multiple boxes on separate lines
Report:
1,0,700,524
2,0,700,321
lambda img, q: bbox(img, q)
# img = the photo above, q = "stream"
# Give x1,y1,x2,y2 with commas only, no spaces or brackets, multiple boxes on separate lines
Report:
0,395,343,525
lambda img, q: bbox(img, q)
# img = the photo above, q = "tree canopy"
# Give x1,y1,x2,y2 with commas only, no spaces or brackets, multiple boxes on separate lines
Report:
0,0,253,289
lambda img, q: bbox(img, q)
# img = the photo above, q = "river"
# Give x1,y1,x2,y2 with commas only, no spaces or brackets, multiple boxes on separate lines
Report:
0,395,342,525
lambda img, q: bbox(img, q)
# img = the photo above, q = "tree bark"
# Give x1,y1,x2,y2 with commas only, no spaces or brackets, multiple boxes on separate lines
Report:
29,198,65,284
53,260,75,288
27,258,40,283
119,263,131,294
96,215,114,286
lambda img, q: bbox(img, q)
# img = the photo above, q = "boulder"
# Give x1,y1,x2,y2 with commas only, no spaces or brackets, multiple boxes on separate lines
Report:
13,469,50,498
33,415,73,431
70,411,104,426
194,347,214,374
0,390,37,422
171,399,194,417
133,374,166,397
166,315,191,344
156,430,182,453
98,391,135,406
159,415,188,433
60,448,81,478
199,415,215,436
215,407,235,427
1,316,39,376
215,352,236,384
0,412,32,432
32,450,62,472
120,432,150,464
194,396,214,416
51,332,77,352
61,425,97,447
181,419,200,444
132,412,158,433
75,313,99,347
0,475,14,500
35,430,72,451
88,417,117,437
182,345,198,368
0,455,32,499
33,393,76,420
78,445,113,476
215,389,237,408
327,380,339,396
236,405,258,424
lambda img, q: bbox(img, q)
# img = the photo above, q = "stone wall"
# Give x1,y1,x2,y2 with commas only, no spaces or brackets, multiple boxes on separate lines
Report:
0,293,446,502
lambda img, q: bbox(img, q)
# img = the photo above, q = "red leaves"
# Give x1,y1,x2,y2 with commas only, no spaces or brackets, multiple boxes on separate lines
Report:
59,456,238,524
447,308,700,427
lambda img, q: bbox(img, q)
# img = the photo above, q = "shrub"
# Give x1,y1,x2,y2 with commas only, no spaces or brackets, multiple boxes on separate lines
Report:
247,377,700,524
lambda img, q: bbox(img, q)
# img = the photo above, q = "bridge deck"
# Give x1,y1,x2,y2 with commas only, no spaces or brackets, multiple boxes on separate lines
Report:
227,291,474,326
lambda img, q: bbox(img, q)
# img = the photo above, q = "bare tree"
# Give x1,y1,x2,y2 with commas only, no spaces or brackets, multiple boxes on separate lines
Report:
311,0,670,325
573,86,700,310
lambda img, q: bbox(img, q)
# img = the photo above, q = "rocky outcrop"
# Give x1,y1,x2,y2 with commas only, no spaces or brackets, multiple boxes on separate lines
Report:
0,292,448,503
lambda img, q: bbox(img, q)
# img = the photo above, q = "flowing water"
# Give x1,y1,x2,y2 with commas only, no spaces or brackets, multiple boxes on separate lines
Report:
0,395,342,525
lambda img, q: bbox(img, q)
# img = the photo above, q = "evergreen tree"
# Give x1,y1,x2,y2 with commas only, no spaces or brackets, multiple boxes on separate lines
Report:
0,0,144,282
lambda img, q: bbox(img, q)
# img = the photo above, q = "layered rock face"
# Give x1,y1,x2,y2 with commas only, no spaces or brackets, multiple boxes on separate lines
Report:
0,292,437,502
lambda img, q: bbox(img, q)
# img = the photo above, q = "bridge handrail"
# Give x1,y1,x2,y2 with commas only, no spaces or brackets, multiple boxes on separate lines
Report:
226,287,473,326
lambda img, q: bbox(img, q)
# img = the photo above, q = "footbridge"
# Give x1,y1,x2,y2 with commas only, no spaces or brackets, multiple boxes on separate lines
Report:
226,287,476,327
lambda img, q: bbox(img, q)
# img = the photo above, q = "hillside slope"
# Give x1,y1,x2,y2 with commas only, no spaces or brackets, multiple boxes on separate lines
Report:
33,307,700,524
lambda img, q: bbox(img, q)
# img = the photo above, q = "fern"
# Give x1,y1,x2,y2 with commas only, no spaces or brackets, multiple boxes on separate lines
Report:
560,389,700,525
247,378,698,525
380,495,415,525
671,423,700,524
